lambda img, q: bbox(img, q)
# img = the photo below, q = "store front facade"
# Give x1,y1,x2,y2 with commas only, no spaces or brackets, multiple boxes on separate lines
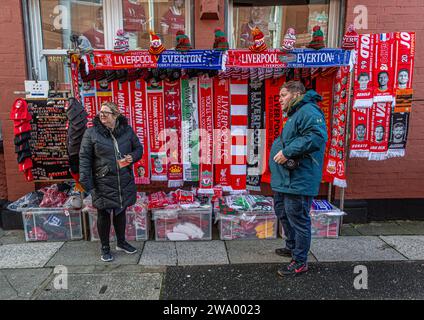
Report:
1,0,423,221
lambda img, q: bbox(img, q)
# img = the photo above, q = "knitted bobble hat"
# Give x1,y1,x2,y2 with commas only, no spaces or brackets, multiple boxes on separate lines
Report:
213,28,229,51
307,26,325,50
149,31,166,55
175,30,192,51
249,27,267,53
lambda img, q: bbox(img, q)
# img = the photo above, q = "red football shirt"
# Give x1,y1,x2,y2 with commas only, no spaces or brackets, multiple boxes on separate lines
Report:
160,6,185,35
123,0,146,32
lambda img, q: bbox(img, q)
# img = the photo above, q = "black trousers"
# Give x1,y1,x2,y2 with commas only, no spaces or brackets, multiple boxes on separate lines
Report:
97,209,126,247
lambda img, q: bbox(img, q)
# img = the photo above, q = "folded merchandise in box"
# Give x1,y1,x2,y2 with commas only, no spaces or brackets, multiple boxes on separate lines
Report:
22,208,83,242
218,213,278,240
153,207,212,241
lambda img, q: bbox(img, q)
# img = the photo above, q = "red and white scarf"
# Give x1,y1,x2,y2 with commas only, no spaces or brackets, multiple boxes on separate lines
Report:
323,66,350,188
147,80,167,181
129,80,150,184
262,77,285,184
81,81,96,128
70,55,81,101
349,107,371,158
353,34,374,108
369,102,391,161
213,78,232,192
373,33,395,103
112,81,130,120
163,80,184,187
198,76,214,194
230,79,248,194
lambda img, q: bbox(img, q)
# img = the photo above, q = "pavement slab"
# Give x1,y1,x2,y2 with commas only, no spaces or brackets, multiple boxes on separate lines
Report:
340,224,362,236
395,221,424,235
0,230,27,245
176,241,229,266
380,236,424,260
0,228,4,238
225,239,316,264
310,236,407,262
0,268,52,299
139,241,177,266
354,222,415,236
36,273,163,300
161,261,424,300
46,241,143,266
0,242,64,269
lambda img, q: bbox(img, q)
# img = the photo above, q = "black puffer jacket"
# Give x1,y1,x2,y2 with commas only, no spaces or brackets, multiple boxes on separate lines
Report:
79,115,143,210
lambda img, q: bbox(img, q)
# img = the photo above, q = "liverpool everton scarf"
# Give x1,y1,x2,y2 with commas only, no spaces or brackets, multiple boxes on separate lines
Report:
388,32,415,158
198,76,214,194
262,77,285,184
369,102,391,161
213,78,232,192
353,34,374,108
349,107,371,158
181,79,199,182
246,79,265,192
373,33,395,103
323,66,350,187
129,80,150,184
230,79,248,193
147,80,167,181
163,80,184,187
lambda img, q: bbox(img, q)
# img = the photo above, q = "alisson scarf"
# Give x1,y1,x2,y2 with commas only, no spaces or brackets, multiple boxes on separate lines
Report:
198,76,214,194
129,80,150,184
262,76,285,184
388,32,415,158
246,79,265,192
181,79,199,182
369,102,391,161
349,107,371,158
353,34,374,108
163,80,184,187
81,80,96,128
213,78,232,192
323,66,350,188
147,80,167,181
373,33,395,103
230,79,248,194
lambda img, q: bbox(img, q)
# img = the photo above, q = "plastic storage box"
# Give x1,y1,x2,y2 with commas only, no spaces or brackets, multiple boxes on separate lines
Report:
218,213,278,240
22,208,83,242
153,208,212,241
87,208,150,241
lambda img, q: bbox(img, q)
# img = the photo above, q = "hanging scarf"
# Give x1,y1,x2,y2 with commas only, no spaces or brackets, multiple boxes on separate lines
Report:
262,76,285,184
322,66,350,187
198,76,214,194
246,79,265,192
81,81,96,128
315,74,334,174
353,34,374,108
388,32,416,158
129,80,150,184
147,80,167,181
230,79,248,194
96,80,113,113
369,102,391,161
70,54,81,101
181,79,199,182
373,33,395,103
112,81,130,120
163,80,184,187
213,78,232,192
349,107,371,158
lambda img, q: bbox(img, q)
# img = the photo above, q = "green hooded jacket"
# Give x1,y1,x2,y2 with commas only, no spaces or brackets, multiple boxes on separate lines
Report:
269,90,328,196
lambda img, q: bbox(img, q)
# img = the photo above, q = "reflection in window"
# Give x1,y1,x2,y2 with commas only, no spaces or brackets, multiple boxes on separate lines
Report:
122,0,187,50
232,1,330,49
40,0,105,50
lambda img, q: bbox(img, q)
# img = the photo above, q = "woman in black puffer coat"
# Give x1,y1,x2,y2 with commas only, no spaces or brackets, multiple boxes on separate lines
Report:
79,102,143,262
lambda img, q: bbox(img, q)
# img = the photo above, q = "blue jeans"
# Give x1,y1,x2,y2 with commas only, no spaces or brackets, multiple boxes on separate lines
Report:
274,192,313,263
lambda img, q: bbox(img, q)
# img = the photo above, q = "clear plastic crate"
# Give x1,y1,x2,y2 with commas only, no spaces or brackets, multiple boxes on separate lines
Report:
218,213,278,240
87,208,150,241
153,208,212,241
22,208,83,242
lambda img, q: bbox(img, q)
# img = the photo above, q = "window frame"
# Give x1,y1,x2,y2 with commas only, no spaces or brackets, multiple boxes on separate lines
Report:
227,0,344,49
25,0,193,82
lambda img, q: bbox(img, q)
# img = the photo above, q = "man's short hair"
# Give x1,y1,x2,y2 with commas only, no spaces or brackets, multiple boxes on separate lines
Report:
281,81,306,95
358,72,369,80
393,122,405,129
378,71,389,78
399,69,409,75
356,124,366,129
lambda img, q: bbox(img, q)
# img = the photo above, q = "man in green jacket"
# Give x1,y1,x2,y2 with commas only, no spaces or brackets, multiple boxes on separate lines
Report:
269,81,328,276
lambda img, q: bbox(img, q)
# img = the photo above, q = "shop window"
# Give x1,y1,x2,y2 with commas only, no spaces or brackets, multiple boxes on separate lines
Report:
230,0,339,49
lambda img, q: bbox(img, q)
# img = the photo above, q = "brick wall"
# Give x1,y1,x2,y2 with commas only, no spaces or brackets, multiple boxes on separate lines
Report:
0,0,35,201
344,0,424,199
